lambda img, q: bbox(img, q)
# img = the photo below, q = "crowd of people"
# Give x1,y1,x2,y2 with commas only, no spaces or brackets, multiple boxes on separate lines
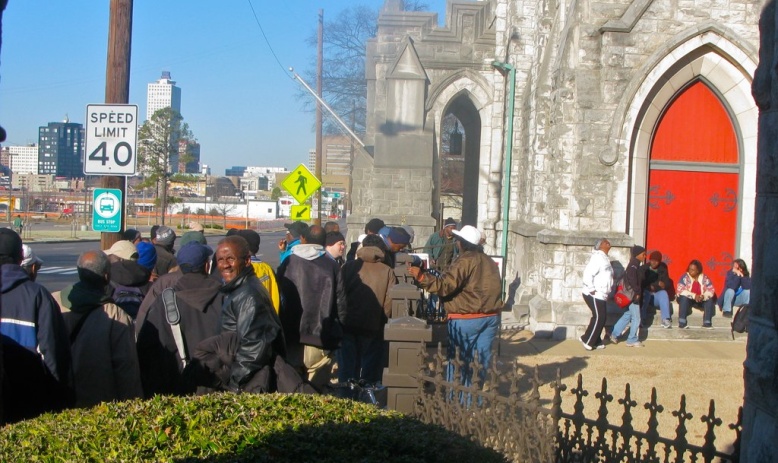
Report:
580,239,751,350
0,215,508,422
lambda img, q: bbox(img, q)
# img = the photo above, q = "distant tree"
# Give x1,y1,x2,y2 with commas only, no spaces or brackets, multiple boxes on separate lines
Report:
196,207,206,216
212,200,238,229
300,2,429,136
271,186,282,200
137,107,194,226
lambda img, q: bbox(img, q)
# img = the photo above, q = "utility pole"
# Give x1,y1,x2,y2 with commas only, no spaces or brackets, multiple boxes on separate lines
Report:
101,0,133,250
315,9,323,226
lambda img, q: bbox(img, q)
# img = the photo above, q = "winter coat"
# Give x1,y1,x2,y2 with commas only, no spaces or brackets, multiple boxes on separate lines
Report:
135,270,184,335
277,244,345,350
1,264,73,422
110,259,152,294
250,258,281,313
220,266,285,391
641,261,675,300
278,238,301,267
581,250,614,300
624,257,644,302
423,231,456,270
340,246,397,336
676,272,716,301
416,250,503,317
54,282,142,407
135,272,224,397
154,244,178,276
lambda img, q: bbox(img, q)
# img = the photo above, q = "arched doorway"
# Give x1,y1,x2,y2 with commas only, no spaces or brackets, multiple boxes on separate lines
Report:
646,80,740,291
439,93,481,226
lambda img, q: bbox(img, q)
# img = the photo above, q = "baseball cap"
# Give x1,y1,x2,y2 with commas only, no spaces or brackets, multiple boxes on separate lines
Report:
284,221,309,239
387,227,411,245
0,227,23,261
105,240,138,260
21,244,43,267
451,225,481,246
176,242,213,273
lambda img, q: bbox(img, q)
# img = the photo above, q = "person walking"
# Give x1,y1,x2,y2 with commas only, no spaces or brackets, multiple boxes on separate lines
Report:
580,238,613,351
609,245,646,347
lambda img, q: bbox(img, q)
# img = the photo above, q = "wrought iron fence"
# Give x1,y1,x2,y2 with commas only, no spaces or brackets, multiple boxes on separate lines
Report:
413,343,742,462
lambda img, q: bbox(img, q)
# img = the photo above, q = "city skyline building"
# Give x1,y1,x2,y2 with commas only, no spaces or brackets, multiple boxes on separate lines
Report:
38,118,84,178
7,144,39,175
146,71,181,121
178,139,200,173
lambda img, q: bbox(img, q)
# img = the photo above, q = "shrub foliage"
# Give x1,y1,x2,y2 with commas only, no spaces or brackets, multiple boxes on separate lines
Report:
0,393,507,462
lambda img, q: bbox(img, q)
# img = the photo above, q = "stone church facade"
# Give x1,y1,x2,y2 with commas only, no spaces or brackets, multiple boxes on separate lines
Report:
348,0,762,337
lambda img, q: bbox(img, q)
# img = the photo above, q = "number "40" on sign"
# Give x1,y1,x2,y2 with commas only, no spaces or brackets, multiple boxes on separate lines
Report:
88,141,133,167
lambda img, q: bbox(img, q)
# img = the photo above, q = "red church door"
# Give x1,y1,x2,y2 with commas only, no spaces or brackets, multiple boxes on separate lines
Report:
646,81,739,294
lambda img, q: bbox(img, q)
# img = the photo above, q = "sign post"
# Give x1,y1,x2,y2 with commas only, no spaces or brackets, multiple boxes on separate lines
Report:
281,164,321,222
84,104,139,175
92,188,122,233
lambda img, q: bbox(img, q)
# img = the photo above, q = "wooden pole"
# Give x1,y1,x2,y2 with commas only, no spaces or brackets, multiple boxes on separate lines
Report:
315,9,323,226
100,0,133,250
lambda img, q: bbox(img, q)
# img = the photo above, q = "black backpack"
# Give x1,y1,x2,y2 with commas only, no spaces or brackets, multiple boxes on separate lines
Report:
731,304,750,339
111,284,145,320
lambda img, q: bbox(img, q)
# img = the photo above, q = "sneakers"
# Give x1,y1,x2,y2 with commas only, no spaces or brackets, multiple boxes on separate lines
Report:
595,344,606,350
722,311,733,319
607,335,618,345
679,321,689,329
580,338,593,351
702,322,714,329
626,341,645,347
661,319,672,329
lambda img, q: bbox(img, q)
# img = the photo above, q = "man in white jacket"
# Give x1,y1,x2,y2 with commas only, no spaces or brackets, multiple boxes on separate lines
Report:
580,238,614,350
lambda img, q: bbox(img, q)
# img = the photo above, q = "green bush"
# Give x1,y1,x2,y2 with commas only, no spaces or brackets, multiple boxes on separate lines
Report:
0,393,506,462
204,223,223,230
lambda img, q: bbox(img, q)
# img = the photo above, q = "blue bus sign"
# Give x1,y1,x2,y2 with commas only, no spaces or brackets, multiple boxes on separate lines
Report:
92,188,122,233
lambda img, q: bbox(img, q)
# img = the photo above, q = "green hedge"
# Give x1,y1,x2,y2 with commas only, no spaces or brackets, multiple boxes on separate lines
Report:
0,393,507,462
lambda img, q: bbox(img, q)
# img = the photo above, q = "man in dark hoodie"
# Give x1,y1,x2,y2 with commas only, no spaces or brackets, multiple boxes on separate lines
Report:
609,245,647,347
641,250,675,329
277,224,345,389
0,228,72,423
53,250,142,407
136,242,223,396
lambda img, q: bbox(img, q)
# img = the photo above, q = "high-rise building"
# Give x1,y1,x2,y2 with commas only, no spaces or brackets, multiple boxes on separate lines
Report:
146,71,181,121
7,144,39,175
178,139,200,173
38,118,84,178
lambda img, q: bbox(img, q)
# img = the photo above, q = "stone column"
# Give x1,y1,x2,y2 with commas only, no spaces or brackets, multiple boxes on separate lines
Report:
742,1,778,459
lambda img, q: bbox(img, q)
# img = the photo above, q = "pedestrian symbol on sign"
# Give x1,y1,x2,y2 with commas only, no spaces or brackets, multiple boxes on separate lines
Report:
295,171,308,195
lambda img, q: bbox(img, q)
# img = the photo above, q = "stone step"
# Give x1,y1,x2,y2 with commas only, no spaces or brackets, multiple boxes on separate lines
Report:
607,307,747,342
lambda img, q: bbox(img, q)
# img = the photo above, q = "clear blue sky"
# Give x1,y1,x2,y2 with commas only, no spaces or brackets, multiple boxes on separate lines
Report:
0,0,447,176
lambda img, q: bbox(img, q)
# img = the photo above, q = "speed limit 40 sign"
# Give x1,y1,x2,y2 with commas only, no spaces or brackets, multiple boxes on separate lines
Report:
84,104,138,175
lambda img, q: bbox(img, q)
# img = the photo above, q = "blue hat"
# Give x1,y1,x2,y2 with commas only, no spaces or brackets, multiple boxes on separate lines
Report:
176,242,213,273
135,241,157,270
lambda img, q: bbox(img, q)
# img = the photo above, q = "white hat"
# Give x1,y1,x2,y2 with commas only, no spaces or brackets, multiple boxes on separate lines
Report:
451,225,481,246
357,233,367,243
21,244,43,267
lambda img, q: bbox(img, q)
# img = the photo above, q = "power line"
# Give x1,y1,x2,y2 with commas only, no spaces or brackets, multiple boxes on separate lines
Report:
246,0,293,79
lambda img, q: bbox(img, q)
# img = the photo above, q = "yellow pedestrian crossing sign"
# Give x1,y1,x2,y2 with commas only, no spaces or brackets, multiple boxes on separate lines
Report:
291,205,311,221
282,164,321,204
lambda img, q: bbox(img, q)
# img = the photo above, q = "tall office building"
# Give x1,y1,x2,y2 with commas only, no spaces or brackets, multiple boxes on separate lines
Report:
7,144,39,175
178,139,200,173
146,71,181,120
38,118,84,178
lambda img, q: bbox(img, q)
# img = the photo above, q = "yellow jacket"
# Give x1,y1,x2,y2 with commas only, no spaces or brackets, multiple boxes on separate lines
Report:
251,260,280,313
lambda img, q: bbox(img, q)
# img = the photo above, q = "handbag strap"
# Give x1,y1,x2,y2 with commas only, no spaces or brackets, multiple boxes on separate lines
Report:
162,287,188,368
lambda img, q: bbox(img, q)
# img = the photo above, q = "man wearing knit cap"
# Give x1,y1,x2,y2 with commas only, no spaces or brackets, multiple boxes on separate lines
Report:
325,231,346,265
424,217,458,271
152,226,178,276
609,245,647,347
641,250,674,329
0,228,72,422
179,230,207,247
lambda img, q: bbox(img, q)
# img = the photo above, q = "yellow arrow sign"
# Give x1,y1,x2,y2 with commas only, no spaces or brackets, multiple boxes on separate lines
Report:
290,205,311,221
281,164,321,204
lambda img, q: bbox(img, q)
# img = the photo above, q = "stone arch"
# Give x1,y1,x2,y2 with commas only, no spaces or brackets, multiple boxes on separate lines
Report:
427,71,495,226
617,30,757,265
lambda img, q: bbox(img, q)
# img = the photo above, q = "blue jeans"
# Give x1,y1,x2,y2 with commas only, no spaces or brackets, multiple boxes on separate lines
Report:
677,295,715,325
612,302,641,344
720,288,749,314
336,332,384,384
447,315,500,387
641,289,671,321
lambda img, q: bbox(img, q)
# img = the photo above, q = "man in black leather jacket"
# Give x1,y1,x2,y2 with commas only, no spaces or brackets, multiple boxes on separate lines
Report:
215,235,285,391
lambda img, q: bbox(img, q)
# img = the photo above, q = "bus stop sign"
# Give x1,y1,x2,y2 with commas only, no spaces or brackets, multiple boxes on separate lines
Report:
92,188,122,233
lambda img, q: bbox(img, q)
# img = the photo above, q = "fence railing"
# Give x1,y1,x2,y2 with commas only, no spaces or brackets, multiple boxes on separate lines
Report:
412,343,741,462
